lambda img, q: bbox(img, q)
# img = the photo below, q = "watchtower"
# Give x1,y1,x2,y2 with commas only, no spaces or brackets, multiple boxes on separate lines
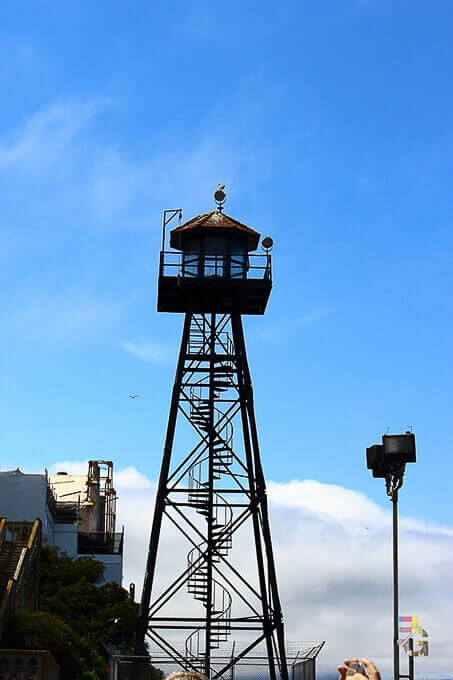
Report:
135,188,288,680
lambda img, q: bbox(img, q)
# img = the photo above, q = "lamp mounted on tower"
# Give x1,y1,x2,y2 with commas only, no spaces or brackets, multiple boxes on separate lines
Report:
214,184,226,212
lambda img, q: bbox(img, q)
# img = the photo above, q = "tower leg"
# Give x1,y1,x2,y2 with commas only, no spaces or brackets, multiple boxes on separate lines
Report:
231,311,289,680
134,313,192,660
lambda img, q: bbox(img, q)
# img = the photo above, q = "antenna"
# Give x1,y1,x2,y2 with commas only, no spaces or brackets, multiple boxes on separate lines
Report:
161,209,183,251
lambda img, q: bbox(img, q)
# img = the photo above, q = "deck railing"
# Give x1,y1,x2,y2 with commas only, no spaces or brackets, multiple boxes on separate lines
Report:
159,251,272,282
78,530,124,555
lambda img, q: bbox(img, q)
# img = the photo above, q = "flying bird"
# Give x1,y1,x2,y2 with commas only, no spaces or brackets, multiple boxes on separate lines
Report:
129,394,140,399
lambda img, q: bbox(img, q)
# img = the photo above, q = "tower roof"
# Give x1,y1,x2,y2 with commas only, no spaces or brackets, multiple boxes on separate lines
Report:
170,210,260,251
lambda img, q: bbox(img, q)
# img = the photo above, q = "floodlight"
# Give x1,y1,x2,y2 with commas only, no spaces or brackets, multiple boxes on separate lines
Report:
261,236,274,252
372,461,389,478
366,444,384,470
383,432,416,464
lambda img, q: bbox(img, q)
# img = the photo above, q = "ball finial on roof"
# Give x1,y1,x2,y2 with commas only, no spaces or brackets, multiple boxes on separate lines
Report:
214,184,226,211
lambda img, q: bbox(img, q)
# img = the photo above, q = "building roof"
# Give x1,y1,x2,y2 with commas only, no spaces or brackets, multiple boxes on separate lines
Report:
48,473,92,506
170,210,260,251
0,469,43,478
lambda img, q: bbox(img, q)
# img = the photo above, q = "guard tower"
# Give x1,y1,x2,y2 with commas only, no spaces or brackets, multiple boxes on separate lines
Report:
135,188,288,680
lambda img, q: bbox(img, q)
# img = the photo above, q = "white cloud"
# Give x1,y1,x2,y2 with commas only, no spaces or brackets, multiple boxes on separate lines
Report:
122,340,175,365
3,288,124,344
49,461,153,491
0,86,275,233
116,466,154,490
252,307,334,344
0,98,112,172
48,460,88,475
268,479,388,527
294,307,335,326
113,471,453,677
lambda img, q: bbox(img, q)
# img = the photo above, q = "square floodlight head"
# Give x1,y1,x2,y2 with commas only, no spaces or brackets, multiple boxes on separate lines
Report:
372,461,390,478
366,444,384,470
383,432,416,464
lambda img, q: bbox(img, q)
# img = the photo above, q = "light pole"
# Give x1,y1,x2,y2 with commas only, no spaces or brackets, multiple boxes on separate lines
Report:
366,432,416,680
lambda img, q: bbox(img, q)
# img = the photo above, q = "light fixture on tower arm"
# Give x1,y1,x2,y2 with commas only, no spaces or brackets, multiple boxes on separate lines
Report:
261,236,274,253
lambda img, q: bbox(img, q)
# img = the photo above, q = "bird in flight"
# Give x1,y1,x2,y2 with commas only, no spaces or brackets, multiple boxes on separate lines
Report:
129,394,140,399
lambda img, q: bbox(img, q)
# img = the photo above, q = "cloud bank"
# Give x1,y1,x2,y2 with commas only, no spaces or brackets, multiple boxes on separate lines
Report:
61,464,451,677
2,459,447,676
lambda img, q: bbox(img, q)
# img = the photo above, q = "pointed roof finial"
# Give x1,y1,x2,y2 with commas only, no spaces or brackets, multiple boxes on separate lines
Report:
214,184,226,212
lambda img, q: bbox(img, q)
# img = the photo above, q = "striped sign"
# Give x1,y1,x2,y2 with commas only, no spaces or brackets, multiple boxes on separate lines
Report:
398,616,429,656
398,615,418,634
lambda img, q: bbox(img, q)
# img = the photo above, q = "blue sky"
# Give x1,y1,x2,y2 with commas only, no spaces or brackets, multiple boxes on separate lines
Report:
1,1,452,525
2,2,453,673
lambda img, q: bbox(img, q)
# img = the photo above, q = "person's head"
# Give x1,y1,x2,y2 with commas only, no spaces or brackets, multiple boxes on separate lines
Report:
337,658,381,680
165,671,208,680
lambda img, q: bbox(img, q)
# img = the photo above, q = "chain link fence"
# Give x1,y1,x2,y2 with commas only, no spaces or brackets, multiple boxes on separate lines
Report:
106,641,324,680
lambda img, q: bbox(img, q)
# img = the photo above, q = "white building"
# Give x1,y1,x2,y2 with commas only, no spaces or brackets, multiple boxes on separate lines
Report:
0,461,123,585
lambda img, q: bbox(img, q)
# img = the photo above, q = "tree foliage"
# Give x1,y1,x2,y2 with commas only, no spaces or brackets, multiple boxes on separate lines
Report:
6,546,161,680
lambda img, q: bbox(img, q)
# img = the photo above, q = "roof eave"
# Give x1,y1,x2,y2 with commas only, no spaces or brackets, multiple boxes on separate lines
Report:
170,225,259,251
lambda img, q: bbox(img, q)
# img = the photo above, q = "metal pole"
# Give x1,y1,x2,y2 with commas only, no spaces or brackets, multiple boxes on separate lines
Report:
408,637,414,680
392,489,400,680
204,313,216,678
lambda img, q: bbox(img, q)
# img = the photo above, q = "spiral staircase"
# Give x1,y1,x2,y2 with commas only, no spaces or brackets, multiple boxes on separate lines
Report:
184,326,235,670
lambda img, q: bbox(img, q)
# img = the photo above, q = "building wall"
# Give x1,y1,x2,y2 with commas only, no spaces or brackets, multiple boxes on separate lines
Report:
0,469,123,585
42,506,56,546
53,523,78,558
0,649,60,680
94,553,123,585
0,471,48,536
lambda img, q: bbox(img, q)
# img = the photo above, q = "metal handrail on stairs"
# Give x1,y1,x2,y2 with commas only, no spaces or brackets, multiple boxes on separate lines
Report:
0,518,6,547
184,356,235,669
0,518,42,642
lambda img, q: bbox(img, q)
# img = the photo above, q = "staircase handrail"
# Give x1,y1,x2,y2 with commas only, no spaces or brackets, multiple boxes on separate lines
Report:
0,518,6,548
187,462,233,533
185,576,232,662
184,324,235,667
0,518,41,640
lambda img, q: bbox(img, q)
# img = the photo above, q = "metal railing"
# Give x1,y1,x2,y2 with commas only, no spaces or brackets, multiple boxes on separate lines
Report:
0,519,41,642
55,500,80,523
159,251,272,282
78,530,124,555
292,658,316,680
0,518,6,546
1,520,36,544
45,472,57,519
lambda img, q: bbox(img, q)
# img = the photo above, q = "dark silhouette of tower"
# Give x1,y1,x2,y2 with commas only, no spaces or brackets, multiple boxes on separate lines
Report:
134,191,288,680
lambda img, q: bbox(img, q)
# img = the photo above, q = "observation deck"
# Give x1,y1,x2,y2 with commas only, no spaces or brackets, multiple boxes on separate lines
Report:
157,250,272,314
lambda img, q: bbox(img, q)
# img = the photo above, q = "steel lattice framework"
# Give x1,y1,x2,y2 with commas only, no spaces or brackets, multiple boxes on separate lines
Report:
134,311,288,680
